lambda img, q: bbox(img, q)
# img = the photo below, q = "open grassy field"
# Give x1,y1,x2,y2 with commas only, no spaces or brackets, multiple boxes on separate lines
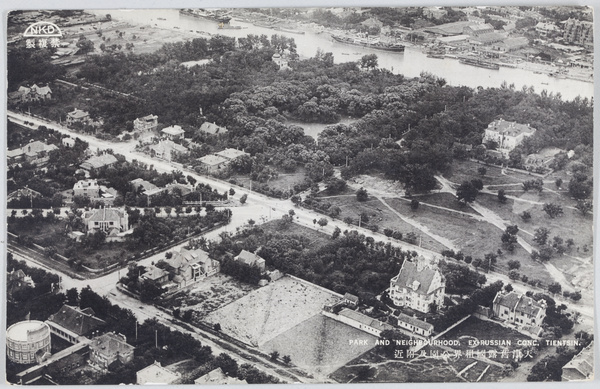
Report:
261,314,377,379
444,160,534,187
313,195,447,253
385,198,501,258
203,276,341,347
410,192,480,215
161,274,257,319
260,219,332,250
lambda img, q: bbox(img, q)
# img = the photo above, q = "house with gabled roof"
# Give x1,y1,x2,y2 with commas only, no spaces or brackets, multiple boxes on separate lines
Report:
141,266,169,287
80,153,119,170
199,122,228,135
333,308,393,337
166,248,220,288
7,140,58,165
66,109,91,126
492,291,546,335
150,140,188,162
394,312,434,337
82,207,129,235
137,361,181,385
235,249,266,271
562,341,594,381
389,257,445,313
344,293,359,307
46,305,106,344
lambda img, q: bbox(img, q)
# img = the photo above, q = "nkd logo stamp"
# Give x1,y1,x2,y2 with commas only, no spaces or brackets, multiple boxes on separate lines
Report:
23,21,63,49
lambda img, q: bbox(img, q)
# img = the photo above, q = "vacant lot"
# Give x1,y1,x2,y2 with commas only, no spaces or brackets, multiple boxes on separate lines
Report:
203,276,341,347
161,274,257,319
261,314,377,379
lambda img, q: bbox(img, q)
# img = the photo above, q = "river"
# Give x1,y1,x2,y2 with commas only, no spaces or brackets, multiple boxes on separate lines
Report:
90,9,593,101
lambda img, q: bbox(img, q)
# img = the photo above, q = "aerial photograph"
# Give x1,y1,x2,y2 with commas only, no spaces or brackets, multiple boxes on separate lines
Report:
4,2,595,385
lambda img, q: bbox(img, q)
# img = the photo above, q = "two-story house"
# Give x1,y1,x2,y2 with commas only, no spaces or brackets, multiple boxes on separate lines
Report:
166,248,220,288
133,114,158,132
482,119,536,156
492,291,547,335
389,257,445,313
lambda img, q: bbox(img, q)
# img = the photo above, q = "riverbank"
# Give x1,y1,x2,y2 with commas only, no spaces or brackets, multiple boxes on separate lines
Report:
230,8,593,85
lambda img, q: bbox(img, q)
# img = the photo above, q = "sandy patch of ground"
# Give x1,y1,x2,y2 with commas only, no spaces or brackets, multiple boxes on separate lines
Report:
204,276,341,347
260,314,377,380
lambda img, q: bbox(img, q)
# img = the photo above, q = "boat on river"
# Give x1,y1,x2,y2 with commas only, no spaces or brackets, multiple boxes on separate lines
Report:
458,57,500,70
180,9,231,24
426,49,446,59
331,34,405,53
272,26,305,35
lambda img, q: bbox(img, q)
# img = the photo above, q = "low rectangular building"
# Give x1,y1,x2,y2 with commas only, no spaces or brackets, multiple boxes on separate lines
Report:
394,312,433,337
196,154,229,174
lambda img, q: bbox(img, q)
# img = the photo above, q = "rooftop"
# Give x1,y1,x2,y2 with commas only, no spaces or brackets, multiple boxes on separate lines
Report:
197,154,229,166
81,154,118,170
90,333,135,358
7,321,49,342
236,249,265,266
137,361,180,385
67,108,89,119
338,308,393,332
493,291,546,317
83,207,127,223
487,119,536,137
46,305,106,337
215,148,248,160
199,122,228,135
391,260,443,295
161,125,185,136
194,367,247,385
395,312,434,331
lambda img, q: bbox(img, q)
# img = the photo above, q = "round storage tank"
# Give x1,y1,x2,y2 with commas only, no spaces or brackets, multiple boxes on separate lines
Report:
6,320,51,364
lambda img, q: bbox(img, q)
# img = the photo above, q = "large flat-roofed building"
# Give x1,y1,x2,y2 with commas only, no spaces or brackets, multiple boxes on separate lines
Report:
482,119,536,155
7,320,52,365
89,333,135,370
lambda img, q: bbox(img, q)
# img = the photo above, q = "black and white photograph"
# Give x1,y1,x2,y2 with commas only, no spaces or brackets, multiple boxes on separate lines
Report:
2,0,596,386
